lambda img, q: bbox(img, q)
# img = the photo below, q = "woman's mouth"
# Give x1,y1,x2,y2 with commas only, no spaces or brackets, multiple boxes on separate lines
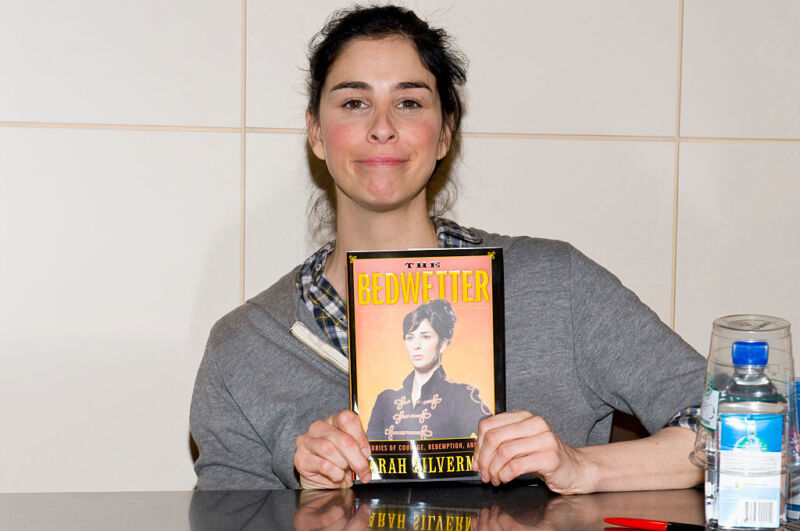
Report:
357,157,406,167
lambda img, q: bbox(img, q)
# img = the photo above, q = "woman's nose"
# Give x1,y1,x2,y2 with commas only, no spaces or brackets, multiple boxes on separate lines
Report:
368,108,397,144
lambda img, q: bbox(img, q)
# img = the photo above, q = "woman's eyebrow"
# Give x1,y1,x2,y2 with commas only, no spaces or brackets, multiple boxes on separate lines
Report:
395,81,432,91
329,80,432,92
329,81,370,92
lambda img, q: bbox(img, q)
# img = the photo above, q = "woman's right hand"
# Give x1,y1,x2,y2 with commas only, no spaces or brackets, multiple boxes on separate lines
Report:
294,410,373,489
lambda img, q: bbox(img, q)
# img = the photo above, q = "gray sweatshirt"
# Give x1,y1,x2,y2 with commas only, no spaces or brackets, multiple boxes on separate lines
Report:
190,229,705,489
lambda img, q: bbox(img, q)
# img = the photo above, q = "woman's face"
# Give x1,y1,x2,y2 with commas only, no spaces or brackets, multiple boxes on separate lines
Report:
404,318,447,372
307,37,451,215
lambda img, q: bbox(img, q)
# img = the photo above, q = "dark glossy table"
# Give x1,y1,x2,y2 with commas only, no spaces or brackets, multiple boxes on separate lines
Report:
0,483,705,530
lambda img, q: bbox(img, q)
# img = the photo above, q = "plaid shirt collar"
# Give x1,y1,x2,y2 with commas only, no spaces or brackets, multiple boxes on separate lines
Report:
295,217,482,357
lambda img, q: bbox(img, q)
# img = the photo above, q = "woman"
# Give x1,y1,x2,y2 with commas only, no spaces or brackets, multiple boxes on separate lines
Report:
366,299,491,441
191,5,705,493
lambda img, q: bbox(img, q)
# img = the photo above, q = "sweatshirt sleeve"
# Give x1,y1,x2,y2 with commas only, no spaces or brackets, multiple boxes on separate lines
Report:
567,245,706,435
190,327,286,490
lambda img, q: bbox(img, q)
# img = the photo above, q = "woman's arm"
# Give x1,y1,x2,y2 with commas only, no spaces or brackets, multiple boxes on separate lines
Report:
191,352,282,489
472,411,702,494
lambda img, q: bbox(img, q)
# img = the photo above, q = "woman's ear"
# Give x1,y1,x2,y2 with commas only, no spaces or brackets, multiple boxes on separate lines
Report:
436,117,453,161
306,109,326,160
438,339,450,354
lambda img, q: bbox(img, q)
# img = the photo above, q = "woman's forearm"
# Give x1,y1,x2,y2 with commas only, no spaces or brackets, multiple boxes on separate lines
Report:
574,426,703,493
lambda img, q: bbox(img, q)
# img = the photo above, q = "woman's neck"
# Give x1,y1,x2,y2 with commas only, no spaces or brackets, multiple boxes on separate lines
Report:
411,363,441,406
323,201,437,299
414,363,440,387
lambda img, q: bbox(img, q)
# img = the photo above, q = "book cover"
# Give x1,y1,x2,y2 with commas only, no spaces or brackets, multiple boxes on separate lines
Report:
346,247,505,482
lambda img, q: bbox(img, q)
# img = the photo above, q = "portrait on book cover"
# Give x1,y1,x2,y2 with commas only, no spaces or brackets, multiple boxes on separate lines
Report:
350,252,499,442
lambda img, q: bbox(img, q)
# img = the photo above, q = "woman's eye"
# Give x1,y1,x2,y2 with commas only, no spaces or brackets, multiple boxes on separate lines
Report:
343,99,366,110
397,99,421,109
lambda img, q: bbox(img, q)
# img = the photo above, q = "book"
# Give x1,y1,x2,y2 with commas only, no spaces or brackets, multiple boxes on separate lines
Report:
346,247,505,482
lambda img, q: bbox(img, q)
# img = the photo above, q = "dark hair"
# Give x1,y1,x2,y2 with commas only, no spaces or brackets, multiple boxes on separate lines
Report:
305,5,467,240
403,299,457,342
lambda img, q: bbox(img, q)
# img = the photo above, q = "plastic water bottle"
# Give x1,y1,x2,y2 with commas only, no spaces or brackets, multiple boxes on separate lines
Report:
712,341,788,530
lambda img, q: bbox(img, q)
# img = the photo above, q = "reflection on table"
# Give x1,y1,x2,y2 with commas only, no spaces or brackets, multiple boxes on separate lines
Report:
189,482,704,530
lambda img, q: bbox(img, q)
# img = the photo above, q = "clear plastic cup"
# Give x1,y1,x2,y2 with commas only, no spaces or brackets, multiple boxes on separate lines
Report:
690,315,794,529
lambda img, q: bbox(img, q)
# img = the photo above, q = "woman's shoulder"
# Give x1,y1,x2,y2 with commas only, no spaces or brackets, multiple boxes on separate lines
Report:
466,225,576,261
373,386,407,409
464,224,623,284
440,375,480,394
439,376,491,414
204,266,302,364
463,225,592,287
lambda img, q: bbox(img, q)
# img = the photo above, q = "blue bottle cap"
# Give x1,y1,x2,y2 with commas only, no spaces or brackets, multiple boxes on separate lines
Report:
731,341,769,366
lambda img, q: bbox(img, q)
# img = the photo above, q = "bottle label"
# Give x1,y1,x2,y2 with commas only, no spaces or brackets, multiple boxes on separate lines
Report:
700,376,719,430
718,413,783,529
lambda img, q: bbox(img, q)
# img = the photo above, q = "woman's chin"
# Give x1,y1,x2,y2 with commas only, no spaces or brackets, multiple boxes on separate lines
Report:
339,185,427,215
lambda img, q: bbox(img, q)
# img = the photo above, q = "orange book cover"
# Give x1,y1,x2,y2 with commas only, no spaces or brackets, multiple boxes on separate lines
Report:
347,247,505,482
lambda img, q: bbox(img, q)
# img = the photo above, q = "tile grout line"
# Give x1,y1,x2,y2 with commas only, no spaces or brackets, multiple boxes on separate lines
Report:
670,0,686,330
240,0,247,305
0,121,240,133
2,121,799,144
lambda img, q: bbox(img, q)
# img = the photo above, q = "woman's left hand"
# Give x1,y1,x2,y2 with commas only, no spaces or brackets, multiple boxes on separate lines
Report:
472,411,594,495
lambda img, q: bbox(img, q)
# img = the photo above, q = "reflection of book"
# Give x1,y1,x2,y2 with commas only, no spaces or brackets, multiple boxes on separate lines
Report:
347,248,505,482
359,502,479,530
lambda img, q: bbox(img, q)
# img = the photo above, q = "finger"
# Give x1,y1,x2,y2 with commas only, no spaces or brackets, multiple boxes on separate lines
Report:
476,411,533,448
329,410,372,457
308,416,372,483
473,411,535,475
476,415,549,479
486,436,541,485
300,426,351,470
486,424,560,482
490,428,565,486
495,447,561,486
327,411,373,482
295,449,351,488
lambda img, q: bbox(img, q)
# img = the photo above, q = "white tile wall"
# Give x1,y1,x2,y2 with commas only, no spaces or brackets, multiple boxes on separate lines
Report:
454,0,680,136
675,142,800,361
453,137,676,322
0,1,241,126
681,0,800,138
244,133,319,298
0,128,240,491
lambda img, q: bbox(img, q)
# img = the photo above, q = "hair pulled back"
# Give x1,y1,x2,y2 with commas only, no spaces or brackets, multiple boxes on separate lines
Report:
403,299,457,342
